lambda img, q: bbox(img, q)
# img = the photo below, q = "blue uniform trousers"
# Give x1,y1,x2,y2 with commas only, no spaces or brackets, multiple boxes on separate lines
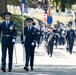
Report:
25,46,35,67
49,44,53,56
54,35,58,47
48,42,54,56
68,42,74,54
1,44,13,70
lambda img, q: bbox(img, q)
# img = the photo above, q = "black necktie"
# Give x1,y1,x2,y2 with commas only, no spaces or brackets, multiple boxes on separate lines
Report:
70,31,72,39
28,27,30,31
6,21,8,28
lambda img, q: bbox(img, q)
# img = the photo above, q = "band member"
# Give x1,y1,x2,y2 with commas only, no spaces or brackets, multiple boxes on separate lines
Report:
66,24,75,54
58,23,64,45
0,12,17,72
43,26,50,52
61,28,66,45
21,18,37,71
53,26,59,48
63,25,69,51
37,26,42,48
47,27,55,57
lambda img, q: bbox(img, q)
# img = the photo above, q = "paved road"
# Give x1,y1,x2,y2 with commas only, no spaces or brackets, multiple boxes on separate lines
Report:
0,38,76,75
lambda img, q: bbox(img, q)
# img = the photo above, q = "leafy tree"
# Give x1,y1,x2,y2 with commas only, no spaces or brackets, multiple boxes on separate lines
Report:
0,0,37,16
66,0,76,9
53,0,76,12
7,0,20,6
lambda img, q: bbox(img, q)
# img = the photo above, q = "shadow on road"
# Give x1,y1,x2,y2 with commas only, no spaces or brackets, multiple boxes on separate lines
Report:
0,65,76,75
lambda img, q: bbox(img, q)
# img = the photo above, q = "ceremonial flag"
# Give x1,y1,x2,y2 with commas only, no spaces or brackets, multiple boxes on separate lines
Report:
44,12,47,23
47,16,53,25
21,0,32,17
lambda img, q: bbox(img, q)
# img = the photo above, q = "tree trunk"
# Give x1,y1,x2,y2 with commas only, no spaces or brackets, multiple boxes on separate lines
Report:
56,2,59,12
0,0,7,16
61,2,65,12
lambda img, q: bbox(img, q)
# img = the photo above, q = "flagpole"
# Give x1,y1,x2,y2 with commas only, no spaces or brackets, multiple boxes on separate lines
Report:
22,14,25,63
47,0,52,26
21,0,32,63
48,0,51,17
21,0,26,63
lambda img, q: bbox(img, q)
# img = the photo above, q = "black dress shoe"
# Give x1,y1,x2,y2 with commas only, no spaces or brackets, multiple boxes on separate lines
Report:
70,52,72,55
31,67,34,71
50,55,52,57
1,67,6,72
24,67,29,71
8,69,11,72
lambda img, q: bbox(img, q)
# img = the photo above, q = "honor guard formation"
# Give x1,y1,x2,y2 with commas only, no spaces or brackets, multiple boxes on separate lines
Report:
0,12,76,72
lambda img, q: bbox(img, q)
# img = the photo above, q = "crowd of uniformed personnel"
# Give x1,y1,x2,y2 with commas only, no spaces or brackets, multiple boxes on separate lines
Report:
0,12,76,72
42,21,76,57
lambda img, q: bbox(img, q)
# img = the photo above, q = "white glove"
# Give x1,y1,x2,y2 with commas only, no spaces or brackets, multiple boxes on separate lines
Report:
22,44,24,47
12,39,16,43
31,42,34,46
58,35,60,37
54,40,56,43
62,31,65,34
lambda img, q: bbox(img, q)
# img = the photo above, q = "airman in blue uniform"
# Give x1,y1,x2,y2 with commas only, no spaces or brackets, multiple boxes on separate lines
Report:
58,23,64,45
37,26,42,48
0,12,17,72
53,27,59,48
21,18,37,71
66,24,75,54
46,27,55,57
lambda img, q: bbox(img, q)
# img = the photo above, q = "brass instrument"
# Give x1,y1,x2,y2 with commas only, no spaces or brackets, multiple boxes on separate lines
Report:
48,32,55,43
62,34,66,38
62,30,66,38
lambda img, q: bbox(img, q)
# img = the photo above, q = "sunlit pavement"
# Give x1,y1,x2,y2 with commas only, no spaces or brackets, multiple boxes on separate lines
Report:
0,39,76,75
